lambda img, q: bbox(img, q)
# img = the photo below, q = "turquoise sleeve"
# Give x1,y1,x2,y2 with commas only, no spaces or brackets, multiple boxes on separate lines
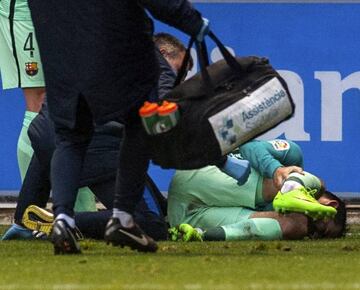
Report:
222,218,283,241
239,141,283,178
239,140,304,178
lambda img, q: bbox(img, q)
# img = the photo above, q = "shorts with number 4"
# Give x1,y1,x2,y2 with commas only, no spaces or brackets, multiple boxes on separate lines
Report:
0,14,44,89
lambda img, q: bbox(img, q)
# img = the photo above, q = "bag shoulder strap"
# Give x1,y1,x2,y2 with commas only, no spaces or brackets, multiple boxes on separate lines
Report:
175,31,245,91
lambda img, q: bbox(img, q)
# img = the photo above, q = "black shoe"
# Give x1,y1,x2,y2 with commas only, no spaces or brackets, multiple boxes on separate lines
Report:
104,218,158,253
51,219,81,255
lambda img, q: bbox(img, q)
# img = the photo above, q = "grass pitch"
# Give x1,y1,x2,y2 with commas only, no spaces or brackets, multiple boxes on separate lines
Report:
1,226,360,290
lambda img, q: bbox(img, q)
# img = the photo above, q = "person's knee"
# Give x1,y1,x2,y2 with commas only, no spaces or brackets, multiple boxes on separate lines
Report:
28,113,56,155
54,124,93,146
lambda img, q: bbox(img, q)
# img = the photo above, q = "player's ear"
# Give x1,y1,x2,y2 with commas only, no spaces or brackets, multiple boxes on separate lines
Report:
323,199,339,209
159,48,167,57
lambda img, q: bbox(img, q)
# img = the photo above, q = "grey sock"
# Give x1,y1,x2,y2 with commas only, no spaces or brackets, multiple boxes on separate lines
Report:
203,227,226,241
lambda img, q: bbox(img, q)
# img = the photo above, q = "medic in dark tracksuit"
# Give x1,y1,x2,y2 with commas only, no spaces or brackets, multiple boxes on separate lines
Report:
28,0,207,253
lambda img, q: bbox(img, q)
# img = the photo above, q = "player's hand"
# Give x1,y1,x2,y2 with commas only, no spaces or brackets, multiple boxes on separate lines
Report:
273,166,303,190
196,17,210,42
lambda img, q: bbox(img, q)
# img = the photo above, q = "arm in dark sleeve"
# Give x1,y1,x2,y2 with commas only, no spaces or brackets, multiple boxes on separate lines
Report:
139,0,203,36
156,49,177,100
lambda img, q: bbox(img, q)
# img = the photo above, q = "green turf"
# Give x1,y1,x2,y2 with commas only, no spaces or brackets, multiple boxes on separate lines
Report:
1,225,360,290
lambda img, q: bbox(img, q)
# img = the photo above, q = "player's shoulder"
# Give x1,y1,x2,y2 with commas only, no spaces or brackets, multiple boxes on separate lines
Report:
266,139,293,151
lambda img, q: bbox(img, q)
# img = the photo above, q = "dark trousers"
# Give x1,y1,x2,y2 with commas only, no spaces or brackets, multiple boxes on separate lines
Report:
15,155,167,240
113,120,151,213
51,97,94,217
75,202,168,241
51,96,150,218
76,181,168,241
15,97,167,239
15,150,168,240
14,155,51,223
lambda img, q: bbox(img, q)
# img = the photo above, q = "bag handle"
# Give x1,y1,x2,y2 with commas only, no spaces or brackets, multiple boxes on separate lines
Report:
174,37,195,86
195,40,215,97
208,31,242,72
174,31,243,92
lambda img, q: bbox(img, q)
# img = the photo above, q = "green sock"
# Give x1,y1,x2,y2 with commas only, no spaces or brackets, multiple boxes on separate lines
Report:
17,111,38,181
222,218,282,241
74,187,97,212
287,171,321,193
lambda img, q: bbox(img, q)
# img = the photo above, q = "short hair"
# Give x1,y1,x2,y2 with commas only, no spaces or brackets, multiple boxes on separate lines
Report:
153,33,186,57
322,190,347,238
153,33,193,70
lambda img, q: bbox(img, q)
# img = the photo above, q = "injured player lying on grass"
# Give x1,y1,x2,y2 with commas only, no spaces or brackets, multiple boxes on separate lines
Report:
167,139,347,242
18,139,346,242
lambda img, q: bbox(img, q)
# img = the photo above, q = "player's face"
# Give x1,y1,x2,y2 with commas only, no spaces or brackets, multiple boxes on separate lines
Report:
171,51,186,73
312,218,341,239
312,195,341,238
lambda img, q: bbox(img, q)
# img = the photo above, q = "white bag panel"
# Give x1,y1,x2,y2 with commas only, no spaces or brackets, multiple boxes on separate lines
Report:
208,77,293,154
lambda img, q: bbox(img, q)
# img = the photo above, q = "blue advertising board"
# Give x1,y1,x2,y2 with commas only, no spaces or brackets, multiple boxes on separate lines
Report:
1,1,360,197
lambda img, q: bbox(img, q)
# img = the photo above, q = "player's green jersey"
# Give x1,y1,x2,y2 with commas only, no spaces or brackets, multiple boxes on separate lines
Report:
0,0,32,20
